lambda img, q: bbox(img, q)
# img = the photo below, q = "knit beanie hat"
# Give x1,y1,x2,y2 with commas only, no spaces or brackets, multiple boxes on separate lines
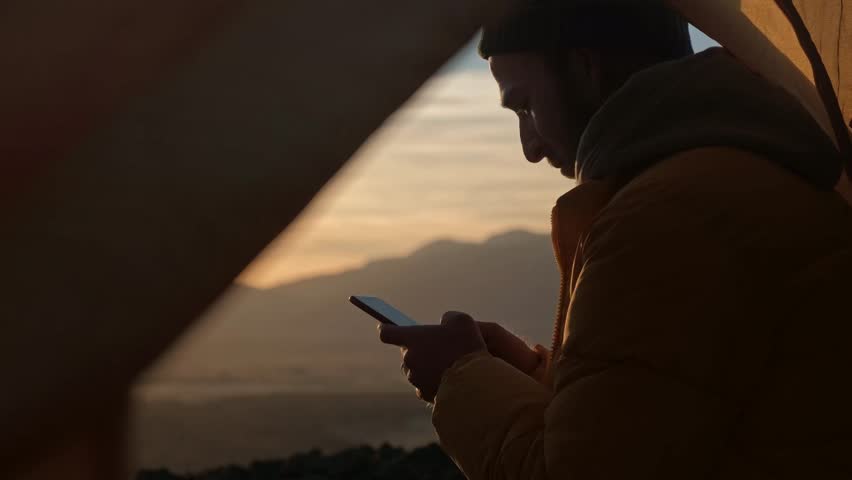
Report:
479,0,693,60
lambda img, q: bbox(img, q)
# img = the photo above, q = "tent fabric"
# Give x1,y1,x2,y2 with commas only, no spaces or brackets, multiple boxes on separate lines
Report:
1,0,848,475
772,0,852,177
670,0,850,139
0,0,517,472
779,0,850,132
668,0,851,176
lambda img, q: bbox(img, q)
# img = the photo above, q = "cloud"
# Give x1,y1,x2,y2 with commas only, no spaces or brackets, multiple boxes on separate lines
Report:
240,30,715,287
239,62,566,287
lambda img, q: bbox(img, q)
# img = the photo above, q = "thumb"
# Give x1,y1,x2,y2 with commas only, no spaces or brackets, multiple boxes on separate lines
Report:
441,311,475,327
378,324,409,346
378,324,437,347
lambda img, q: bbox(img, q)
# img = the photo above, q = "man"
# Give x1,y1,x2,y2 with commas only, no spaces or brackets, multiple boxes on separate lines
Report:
379,1,852,478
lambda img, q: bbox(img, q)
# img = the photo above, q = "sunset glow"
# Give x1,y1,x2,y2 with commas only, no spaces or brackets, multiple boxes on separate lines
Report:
239,30,717,288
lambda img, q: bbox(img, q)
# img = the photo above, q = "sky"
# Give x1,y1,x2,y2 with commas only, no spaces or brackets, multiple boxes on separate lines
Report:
238,28,718,288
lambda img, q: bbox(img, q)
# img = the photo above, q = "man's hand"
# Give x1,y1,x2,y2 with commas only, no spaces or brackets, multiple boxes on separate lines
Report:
476,322,542,376
378,311,487,403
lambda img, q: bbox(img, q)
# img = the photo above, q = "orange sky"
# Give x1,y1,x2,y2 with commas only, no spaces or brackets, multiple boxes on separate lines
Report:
239,31,717,288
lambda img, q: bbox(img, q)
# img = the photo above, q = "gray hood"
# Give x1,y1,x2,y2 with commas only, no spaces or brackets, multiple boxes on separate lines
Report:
576,47,842,190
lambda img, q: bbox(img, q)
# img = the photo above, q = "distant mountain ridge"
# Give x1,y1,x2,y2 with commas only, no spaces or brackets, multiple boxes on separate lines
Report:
140,229,559,395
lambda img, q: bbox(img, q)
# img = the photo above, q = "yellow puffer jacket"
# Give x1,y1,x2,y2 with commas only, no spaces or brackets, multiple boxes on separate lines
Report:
433,147,852,479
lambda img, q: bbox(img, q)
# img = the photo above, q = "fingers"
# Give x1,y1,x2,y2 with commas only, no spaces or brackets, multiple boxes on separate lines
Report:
378,324,413,346
402,349,412,372
378,324,400,345
441,311,483,345
403,359,430,401
380,311,480,405
441,311,474,326
401,348,424,376
379,313,476,346
476,321,502,342
378,324,437,346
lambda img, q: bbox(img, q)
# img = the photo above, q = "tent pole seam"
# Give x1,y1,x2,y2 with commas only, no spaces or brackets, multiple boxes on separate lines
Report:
775,0,852,180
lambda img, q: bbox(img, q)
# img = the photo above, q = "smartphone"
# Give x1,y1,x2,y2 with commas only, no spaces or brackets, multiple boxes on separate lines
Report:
349,295,419,327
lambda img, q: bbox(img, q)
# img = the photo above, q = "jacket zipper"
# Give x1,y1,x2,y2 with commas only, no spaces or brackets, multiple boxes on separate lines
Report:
549,207,572,367
549,270,570,366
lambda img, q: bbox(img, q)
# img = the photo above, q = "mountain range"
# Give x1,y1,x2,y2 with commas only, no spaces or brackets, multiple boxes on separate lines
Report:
138,229,559,396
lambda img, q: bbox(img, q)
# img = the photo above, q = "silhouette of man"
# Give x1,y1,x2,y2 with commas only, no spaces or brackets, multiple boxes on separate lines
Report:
379,0,852,478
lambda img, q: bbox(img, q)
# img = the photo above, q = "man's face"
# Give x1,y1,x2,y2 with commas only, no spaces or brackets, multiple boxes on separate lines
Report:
490,51,601,178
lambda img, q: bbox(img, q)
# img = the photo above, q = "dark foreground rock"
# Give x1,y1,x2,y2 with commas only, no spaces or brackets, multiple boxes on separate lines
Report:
136,443,465,480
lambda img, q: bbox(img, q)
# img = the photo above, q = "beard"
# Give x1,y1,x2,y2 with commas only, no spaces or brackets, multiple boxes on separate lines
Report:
543,128,582,179
559,162,577,179
557,95,601,179
543,155,576,179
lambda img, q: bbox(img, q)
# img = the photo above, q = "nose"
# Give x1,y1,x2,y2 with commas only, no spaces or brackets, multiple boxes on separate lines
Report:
519,115,545,163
